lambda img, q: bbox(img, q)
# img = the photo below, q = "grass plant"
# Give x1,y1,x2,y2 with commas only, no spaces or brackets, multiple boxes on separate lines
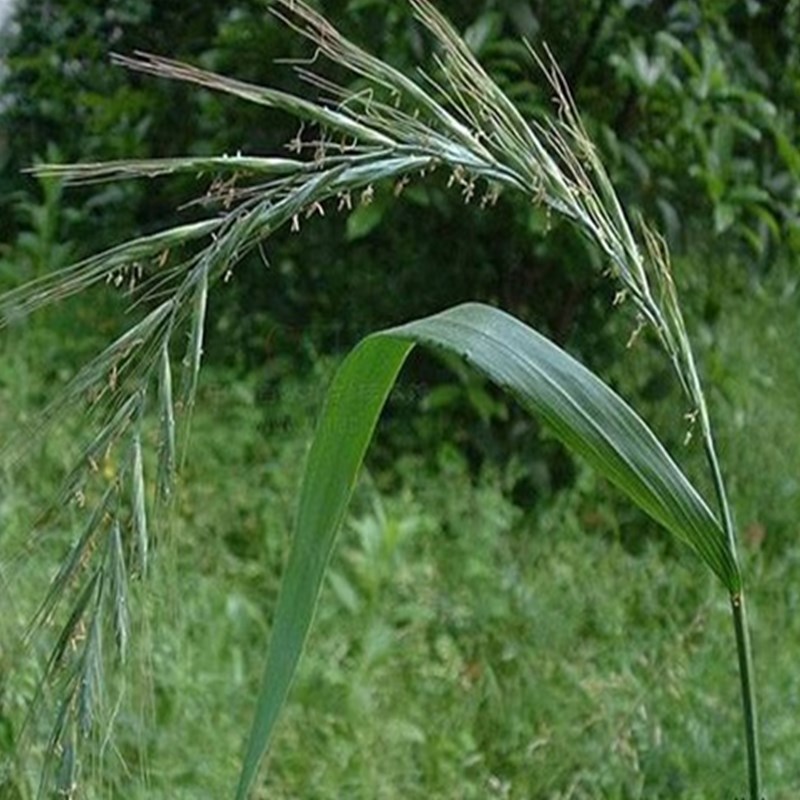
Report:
0,2,768,797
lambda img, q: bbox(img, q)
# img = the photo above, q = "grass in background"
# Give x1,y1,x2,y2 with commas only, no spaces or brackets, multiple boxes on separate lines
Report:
710,266,800,552
2,273,798,798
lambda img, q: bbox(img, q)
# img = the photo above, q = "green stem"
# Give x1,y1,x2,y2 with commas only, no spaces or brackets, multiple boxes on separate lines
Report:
675,319,763,798
731,590,762,800
698,398,762,800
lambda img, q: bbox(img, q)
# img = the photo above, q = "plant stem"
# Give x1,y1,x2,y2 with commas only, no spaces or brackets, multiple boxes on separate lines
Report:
709,455,762,800
731,590,762,800
698,397,762,800
677,327,763,798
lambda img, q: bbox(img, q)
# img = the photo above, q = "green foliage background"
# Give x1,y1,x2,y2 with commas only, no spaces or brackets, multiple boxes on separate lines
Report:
2,0,798,352
1,0,798,797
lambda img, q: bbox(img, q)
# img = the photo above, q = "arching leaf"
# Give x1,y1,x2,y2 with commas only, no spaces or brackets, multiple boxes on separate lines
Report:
236,302,737,798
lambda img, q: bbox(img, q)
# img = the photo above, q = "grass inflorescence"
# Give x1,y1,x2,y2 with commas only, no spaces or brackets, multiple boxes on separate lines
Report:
0,1,765,797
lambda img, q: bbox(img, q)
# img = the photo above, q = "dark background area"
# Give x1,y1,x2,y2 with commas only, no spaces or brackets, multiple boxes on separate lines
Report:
2,0,797,491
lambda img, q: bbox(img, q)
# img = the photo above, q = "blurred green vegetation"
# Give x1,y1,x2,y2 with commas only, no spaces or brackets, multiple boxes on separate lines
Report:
1,1,797,354
2,351,799,797
1,0,799,797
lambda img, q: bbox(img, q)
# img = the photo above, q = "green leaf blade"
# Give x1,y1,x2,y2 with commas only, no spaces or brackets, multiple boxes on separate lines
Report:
387,303,738,590
236,301,738,797
235,336,414,798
